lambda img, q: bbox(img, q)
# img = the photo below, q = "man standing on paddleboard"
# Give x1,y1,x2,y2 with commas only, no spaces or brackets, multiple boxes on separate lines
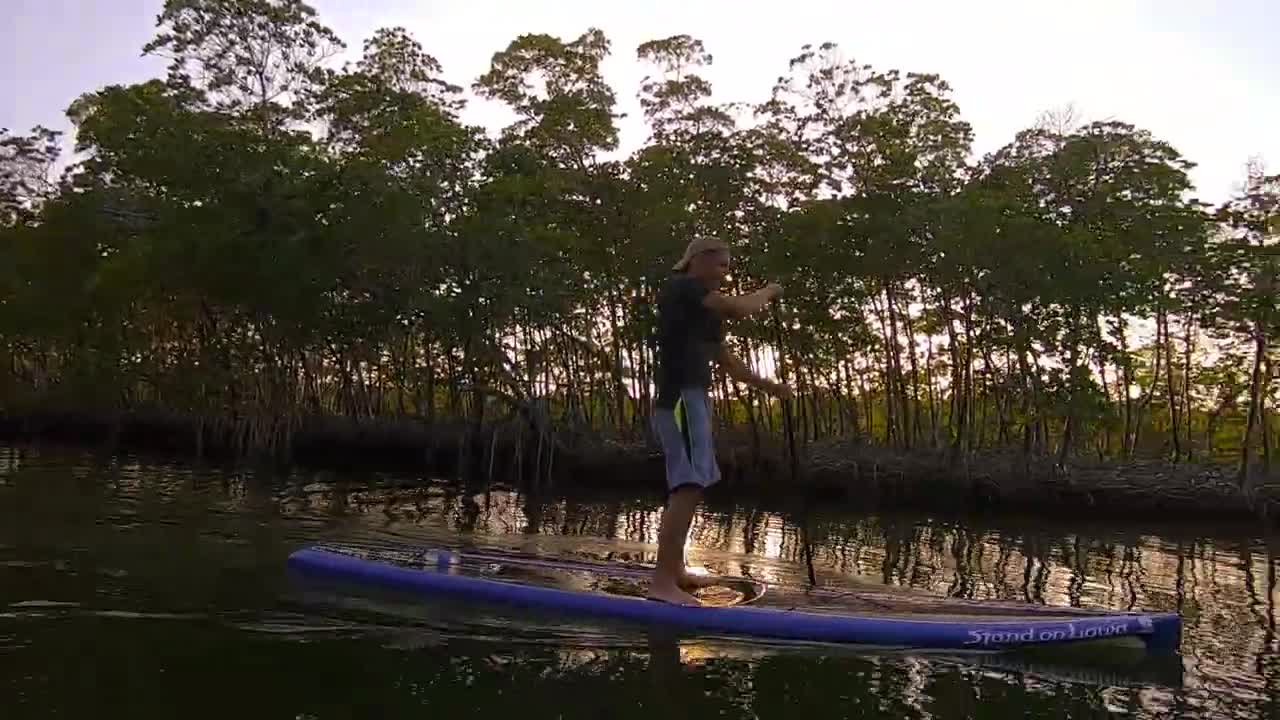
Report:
649,236,792,606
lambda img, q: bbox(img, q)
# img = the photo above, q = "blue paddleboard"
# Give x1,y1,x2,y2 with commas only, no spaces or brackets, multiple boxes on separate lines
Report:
285,544,1181,653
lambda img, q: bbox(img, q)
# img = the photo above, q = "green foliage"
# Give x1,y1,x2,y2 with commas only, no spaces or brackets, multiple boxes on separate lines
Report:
2,3,1277,473
143,0,343,116
1,126,62,230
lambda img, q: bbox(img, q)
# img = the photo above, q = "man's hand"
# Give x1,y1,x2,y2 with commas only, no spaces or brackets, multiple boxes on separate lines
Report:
715,340,793,399
717,346,781,391
758,379,793,398
704,281,784,318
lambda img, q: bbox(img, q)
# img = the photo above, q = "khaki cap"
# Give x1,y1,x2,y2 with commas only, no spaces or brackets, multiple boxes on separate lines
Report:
672,237,730,271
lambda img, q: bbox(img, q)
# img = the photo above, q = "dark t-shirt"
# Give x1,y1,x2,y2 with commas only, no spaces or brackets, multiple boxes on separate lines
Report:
654,273,724,409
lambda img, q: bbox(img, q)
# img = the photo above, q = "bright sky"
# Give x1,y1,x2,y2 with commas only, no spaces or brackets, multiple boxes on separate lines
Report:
3,0,1276,206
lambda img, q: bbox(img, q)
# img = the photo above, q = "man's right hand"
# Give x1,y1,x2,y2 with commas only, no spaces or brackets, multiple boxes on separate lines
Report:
704,282,784,318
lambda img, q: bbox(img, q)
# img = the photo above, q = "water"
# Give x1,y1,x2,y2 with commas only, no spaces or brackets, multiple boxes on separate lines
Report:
0,443,1276,719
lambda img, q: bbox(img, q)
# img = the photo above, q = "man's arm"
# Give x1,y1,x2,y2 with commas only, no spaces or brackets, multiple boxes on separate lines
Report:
702,283,782,319
715,345,791,397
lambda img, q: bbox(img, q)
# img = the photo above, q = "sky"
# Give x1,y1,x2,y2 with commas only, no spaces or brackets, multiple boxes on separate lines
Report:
3,0,1277,206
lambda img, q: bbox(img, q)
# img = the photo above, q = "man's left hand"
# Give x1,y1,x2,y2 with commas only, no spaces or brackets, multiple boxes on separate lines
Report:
759,380,793,398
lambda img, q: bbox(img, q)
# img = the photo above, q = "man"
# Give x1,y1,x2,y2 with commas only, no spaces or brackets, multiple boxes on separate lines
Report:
648,236,791,606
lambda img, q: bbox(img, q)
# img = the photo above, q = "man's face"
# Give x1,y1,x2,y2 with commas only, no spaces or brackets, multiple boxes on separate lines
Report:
691,249,731,286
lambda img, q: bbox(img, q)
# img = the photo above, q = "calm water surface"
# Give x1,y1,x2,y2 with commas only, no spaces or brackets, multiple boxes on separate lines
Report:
1,443,1277,718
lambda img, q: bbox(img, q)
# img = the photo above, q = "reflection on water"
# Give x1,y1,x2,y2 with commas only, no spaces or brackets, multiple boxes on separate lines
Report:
1,443,1278,718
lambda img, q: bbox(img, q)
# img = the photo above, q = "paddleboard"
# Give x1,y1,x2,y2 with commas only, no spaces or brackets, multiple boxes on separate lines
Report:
285,544,1182,653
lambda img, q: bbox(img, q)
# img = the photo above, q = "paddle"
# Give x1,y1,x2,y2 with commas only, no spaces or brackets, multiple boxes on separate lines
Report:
770,302,818,587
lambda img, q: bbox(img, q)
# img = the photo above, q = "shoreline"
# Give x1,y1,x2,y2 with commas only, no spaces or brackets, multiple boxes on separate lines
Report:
2,406,1275,527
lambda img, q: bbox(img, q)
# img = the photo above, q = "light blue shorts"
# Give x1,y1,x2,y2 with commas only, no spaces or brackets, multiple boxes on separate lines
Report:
651,387,721,494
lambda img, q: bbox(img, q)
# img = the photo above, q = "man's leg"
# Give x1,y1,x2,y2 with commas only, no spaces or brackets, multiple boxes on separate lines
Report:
675,389,720,589
648,389,720,605
649,485,703,605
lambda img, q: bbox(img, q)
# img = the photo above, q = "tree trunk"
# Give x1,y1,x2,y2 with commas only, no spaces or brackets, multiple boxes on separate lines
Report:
898,286,923,445
1239,321,1267,490
1161,308,1182,460
872,292,898,447
1095,345,1112,456
924,333,939,448
885,282,912,448
962,295,976,455
945,292,967,459
1027,342,1050,455
621,323,640,432
1116,317,1134,458
1131,318,1162,457
1261,356,1271,475
977,346,995,451
843,358,861,438
1182,313,1195,461
857,361,873,440
607,292,627,432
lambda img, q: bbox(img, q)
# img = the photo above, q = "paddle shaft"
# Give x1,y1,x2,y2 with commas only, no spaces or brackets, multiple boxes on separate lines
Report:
770,303,817,586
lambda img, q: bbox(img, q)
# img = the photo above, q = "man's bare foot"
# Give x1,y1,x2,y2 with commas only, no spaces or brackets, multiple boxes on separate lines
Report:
678,572,719,590
648,580,703,607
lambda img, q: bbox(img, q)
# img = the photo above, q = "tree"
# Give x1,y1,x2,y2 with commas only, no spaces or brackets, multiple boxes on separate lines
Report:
0,126,61,228
1,5,1272,486
1211,163,1280,489
143,0,343,118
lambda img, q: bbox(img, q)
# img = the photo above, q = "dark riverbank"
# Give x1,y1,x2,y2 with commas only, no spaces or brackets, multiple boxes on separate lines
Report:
2,406,1276,526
